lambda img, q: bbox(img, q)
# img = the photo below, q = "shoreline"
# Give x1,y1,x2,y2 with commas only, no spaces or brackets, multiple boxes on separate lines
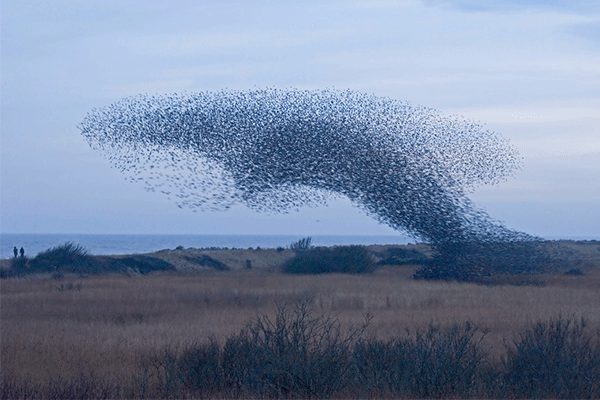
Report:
0,233,417,260
1,237,599,261
2,240,599,283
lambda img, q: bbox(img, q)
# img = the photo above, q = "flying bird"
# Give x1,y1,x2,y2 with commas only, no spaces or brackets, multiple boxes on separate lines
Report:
80,88,546,280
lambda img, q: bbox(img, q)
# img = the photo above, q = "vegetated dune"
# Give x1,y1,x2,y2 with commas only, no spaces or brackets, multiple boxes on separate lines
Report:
101,239,600,278
149,246,297,271
1,240,598,279
145,242,436,272
0,242,432,276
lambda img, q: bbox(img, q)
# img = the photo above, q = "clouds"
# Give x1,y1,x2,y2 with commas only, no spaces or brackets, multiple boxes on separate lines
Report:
566,20,600,48
1,0,598,236
423,0,600,14
423,0,600,48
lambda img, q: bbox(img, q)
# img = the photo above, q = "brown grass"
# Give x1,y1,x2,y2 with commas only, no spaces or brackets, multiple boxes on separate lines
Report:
2,264,600,390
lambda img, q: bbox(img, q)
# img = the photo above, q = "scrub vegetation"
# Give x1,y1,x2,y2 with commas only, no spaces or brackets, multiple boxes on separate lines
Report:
2,248,600,398
283,245,374,274
2,242,176,278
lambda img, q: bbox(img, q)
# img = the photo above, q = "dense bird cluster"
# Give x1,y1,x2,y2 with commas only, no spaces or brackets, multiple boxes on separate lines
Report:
80,88,547,280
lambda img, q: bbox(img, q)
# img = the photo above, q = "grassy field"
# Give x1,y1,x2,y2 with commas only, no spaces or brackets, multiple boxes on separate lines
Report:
2,252,600,398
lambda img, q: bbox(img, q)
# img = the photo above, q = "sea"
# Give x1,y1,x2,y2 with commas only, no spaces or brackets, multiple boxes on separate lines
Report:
0,233,416,259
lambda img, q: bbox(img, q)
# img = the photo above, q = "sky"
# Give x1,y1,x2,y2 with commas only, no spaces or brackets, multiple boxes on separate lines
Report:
1,0,599,238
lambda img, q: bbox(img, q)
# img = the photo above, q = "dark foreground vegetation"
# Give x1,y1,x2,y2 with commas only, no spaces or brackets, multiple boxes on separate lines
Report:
2,301,599,399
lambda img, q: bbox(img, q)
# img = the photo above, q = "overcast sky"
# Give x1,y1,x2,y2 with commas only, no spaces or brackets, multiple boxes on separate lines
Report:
1,0,599,238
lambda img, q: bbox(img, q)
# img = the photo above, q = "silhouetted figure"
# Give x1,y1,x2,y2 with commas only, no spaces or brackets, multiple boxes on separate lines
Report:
19,247,25,258
13,247,18,258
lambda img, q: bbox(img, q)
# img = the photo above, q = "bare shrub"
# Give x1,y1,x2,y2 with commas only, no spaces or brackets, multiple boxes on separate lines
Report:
221,299,368,398
178,340,223,397
502,316,600,398
144,347,184,399
354,322,489,398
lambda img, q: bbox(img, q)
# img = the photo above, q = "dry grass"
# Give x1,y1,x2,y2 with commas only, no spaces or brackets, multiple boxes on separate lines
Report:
2,265,600,389
2,241,598,397
150,247,296,271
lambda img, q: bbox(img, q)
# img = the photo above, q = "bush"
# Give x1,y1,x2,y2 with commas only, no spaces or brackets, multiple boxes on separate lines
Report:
28,242,92,273
283,245,374,274
179,340,223,396
22,243,175,276
8,256,29,276
377,247,430,266
109,256,176,275
408,323,489,398
502,316,600,398
289,237,312,251
564,268,584,276
413,240,554,282
182,254,229,271
171,304,491,398
221,299,367,398
5,307,600,398
354,322,489,398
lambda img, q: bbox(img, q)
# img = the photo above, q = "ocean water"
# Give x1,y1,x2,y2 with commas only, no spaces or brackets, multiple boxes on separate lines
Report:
0,233,415,259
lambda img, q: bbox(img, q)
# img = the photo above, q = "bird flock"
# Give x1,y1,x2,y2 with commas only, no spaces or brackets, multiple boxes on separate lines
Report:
80,88,546,279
